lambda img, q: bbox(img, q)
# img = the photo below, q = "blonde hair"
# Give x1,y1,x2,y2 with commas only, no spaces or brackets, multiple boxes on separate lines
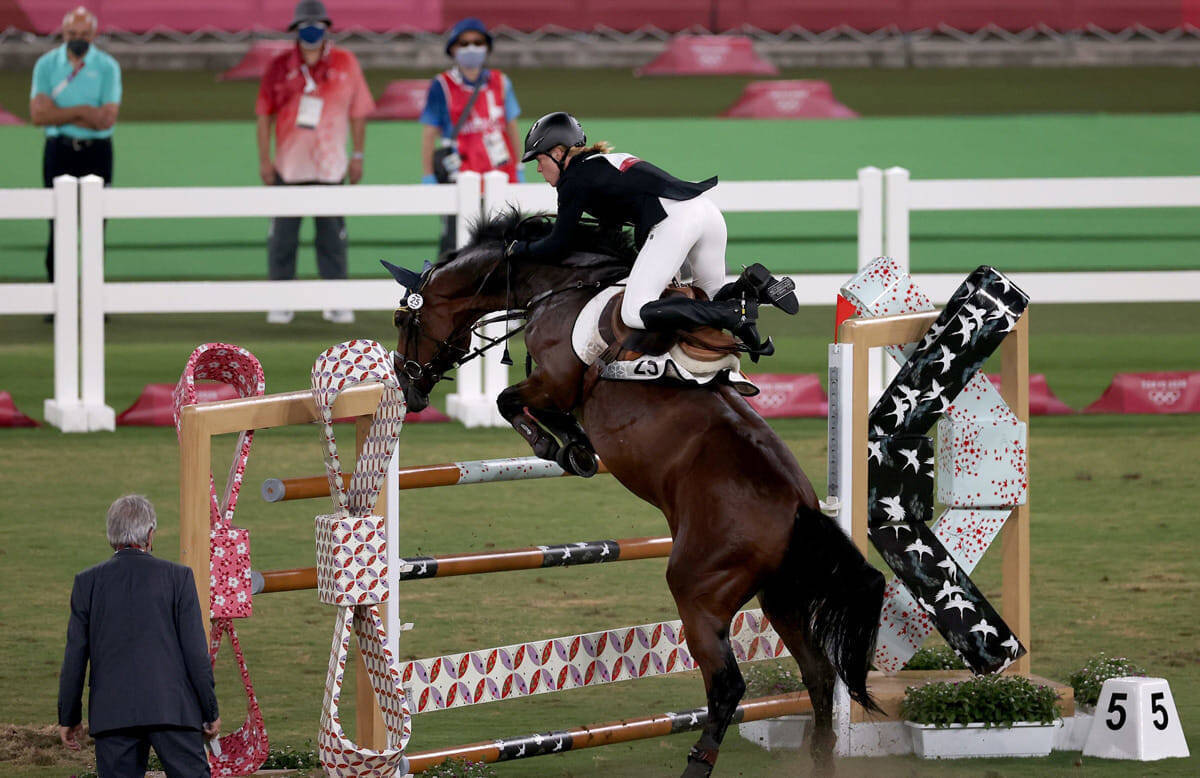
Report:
569,141,613,156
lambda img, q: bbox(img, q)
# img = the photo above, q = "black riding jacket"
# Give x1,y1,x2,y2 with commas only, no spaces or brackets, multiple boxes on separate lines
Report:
518,151,717,262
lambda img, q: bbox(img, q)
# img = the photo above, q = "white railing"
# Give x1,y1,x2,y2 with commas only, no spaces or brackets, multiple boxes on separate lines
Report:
3,168,1199,432
0,175,85,430
884,167,1200,303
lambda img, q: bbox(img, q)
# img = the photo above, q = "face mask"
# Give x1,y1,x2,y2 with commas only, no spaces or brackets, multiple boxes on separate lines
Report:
454,44,487,70
297,24,326,47
67,39,89,57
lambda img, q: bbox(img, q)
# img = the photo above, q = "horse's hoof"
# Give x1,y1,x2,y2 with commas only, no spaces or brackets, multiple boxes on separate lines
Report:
557,441,598,478
679,762,713,778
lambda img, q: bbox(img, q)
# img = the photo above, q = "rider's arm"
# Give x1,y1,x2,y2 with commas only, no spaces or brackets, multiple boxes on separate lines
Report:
516,179,584,262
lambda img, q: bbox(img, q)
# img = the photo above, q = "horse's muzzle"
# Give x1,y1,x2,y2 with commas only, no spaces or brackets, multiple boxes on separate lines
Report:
393,353,430,413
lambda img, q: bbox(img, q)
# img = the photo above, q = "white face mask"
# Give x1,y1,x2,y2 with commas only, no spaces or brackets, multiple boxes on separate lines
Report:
454,44,487,70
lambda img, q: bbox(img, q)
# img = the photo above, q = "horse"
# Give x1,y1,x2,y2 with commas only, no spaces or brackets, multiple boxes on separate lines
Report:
386,211,884,776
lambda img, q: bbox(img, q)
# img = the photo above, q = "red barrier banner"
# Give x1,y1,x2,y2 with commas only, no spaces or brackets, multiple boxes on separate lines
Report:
745,373,828,418
0,391,38,427
1084,371,1200,415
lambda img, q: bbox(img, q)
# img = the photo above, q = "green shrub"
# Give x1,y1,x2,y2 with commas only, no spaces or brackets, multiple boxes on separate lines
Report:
1068,653,1146,708
423,757,499,777
904,644,967,670
901,674,1060,727
741,660,805,697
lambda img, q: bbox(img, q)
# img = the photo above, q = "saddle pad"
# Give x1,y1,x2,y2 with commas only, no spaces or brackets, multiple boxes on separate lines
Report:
571,285,758,397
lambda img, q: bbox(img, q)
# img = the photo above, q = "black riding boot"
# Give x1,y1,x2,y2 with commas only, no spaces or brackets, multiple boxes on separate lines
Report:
638,297,774,362
714,262,799,314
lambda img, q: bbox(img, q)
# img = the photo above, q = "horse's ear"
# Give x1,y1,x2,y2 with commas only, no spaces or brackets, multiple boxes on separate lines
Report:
422,260,433,273
381,260,423,290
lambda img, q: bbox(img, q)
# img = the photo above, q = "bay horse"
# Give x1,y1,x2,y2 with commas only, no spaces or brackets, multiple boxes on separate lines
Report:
387,211,884,776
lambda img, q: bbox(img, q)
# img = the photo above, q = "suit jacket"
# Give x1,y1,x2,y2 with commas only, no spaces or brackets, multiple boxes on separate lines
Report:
58,548,219,735
522,150,718,261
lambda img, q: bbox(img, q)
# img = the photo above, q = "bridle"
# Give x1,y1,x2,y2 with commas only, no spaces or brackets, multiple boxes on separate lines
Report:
392,237,611,396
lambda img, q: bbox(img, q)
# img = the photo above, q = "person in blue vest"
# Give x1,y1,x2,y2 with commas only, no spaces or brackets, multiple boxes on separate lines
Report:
29,6,121,287
420,17,523,255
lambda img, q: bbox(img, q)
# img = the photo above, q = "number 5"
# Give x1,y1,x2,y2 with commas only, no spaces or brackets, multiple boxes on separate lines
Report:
1151,691,1169,731
1106,692,1128,730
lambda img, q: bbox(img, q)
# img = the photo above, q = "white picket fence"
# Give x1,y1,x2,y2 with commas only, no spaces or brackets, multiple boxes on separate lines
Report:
2,169,1199,431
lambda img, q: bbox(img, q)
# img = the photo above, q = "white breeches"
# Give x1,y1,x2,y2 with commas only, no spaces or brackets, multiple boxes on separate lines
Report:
620,195,728,329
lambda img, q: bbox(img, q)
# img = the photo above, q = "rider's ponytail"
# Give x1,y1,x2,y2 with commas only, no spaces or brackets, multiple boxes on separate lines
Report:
569,141,614,156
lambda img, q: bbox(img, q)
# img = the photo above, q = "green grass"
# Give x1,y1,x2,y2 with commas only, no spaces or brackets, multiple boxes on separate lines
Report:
2,113,1199,282
4,66,1200,122
1,303,1198,776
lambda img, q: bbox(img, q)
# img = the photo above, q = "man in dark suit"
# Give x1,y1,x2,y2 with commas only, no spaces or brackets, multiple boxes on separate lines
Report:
58,494,221,776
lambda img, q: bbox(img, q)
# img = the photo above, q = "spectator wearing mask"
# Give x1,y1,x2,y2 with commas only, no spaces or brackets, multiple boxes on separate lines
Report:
420,17,523,256
58,495,220,776
256,0,375,325
29,6,120,287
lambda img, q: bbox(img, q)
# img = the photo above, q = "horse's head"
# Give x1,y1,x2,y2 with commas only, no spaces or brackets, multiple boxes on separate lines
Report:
382,240,511,412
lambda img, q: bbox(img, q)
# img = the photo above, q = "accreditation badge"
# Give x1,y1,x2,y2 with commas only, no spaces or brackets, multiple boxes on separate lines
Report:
482,129,511,168
297,94,324,129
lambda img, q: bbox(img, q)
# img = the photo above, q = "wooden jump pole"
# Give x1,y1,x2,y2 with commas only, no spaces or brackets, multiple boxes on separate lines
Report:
251,535,673,594
261,456,610,502
404,692,813,773
837,310,1031,675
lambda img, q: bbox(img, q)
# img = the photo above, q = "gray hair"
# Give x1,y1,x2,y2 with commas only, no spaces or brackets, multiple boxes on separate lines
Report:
106,494,157,548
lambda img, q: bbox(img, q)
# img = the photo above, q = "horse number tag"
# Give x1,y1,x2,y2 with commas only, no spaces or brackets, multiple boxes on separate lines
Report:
406,293,424,310
297,94,323,129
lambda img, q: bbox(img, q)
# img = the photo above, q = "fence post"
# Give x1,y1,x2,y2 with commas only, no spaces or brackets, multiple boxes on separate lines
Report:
78,174,115,431
481,170,512,428
883,167,910,273
857,166,888,401
856,166,882,269
445,172,489,426
43,175,88,432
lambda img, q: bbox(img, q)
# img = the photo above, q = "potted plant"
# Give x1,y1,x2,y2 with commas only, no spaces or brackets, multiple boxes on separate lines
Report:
737,660,811,751
903,644,967,670
1063,653,1145,750
901,674,1061,758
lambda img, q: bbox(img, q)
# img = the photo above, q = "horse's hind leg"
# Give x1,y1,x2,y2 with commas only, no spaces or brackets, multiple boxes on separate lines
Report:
666,560,754,778
759,591,838,774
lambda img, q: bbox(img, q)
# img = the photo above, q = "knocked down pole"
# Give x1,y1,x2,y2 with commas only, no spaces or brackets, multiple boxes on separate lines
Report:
251,536,673,594
261,455,609,502
405,692,812,773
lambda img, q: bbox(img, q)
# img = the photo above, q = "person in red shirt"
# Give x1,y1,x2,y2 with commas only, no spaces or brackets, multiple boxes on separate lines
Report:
255,0,374,325
420,17,523,256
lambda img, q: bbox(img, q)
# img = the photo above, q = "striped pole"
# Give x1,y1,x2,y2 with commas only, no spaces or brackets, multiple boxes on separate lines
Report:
251,536,672,594
261,456,609,502
405,692,812,773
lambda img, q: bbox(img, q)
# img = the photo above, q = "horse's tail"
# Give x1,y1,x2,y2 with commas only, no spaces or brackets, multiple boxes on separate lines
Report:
784,505,885,713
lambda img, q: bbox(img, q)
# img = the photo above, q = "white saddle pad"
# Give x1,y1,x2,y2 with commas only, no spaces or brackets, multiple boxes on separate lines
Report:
570,284,759,397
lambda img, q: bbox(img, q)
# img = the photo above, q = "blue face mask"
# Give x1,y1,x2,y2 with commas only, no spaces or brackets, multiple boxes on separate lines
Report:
454,44,487,70
297,24,326,46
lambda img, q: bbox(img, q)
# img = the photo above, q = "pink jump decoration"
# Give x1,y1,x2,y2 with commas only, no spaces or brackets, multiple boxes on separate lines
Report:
173,342,268,776
311,339,412,776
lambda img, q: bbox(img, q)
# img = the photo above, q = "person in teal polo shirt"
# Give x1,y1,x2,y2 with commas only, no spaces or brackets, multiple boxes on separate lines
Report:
30,6,121,285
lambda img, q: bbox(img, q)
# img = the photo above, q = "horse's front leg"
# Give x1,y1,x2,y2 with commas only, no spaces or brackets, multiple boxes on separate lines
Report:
496,366,597,476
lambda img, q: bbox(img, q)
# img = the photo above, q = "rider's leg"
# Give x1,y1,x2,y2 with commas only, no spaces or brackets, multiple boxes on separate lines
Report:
620,199,700,330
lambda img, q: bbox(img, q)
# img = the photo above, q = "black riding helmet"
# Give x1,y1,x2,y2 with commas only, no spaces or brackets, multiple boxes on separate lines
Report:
521,112,586,166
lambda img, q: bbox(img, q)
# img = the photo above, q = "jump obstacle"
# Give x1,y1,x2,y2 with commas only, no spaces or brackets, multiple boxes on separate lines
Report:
177,261,1069,773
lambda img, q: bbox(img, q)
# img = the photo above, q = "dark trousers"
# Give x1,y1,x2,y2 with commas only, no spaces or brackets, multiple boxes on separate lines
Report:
267,175,348,281
93,725,210,778
438,214,457,257
43,135,113,282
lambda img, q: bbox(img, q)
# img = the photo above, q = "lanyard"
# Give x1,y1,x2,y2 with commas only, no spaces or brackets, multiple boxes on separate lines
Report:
51,62,84,99
300,64,318,94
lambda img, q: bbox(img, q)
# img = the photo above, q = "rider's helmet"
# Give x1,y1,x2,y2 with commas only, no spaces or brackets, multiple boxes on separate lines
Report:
521,112,586,164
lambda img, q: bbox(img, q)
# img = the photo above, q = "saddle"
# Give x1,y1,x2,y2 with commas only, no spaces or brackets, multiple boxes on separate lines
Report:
580,285,757,399
598,286,741,364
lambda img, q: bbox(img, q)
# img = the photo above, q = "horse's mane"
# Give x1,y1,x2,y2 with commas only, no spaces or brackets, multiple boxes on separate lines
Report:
454,207,638,270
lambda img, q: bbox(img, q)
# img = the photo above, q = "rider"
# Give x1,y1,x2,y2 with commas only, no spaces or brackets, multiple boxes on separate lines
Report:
505,112,798,359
